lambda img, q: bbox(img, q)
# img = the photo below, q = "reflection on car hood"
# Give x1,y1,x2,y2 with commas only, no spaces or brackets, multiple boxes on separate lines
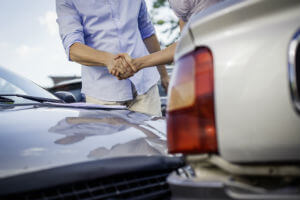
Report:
0,105,167,178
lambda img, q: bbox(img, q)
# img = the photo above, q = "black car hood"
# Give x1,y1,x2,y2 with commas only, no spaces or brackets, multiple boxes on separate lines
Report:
0,105,167,178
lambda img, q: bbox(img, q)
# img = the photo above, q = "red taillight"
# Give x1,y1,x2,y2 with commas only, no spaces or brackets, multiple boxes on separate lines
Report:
167,47,217,154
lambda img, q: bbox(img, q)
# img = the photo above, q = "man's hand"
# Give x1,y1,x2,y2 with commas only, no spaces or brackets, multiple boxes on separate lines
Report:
112,53,138,80
105,54,123,75
105,53,132,79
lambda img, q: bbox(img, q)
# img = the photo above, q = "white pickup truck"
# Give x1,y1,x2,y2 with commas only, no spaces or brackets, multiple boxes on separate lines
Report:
167,0,300,199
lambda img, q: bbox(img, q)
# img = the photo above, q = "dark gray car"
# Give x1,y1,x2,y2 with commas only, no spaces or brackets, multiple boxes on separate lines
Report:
0,66,183,200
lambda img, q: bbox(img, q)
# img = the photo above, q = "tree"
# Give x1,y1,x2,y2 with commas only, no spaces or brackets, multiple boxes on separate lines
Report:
150,0,180,47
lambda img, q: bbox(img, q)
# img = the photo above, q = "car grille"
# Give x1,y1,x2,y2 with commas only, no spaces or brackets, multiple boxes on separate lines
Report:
3,171,171,200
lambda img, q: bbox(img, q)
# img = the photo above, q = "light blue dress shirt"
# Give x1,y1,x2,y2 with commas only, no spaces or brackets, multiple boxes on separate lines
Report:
56,0,160,101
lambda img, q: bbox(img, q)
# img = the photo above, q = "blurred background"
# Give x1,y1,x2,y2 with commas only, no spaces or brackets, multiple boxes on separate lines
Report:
0,0,179,88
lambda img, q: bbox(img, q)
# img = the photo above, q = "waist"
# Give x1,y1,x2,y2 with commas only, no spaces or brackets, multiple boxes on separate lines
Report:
81,67,160,102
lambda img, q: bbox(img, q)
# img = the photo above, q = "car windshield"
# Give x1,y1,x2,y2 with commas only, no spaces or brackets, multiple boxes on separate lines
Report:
0,66,59,104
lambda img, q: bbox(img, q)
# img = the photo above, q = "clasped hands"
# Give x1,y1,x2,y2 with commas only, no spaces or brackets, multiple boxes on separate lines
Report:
106,52,170,92
107,53,138,80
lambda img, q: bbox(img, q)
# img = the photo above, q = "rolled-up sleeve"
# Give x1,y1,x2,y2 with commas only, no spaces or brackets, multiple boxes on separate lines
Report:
138,0,156,40
56,0,84,61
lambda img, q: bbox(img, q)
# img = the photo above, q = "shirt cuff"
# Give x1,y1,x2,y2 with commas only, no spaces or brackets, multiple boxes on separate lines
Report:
63,33,85,61
140,26,156,40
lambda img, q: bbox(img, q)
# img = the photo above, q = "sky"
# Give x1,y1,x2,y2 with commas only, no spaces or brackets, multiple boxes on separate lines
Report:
0,0,177,88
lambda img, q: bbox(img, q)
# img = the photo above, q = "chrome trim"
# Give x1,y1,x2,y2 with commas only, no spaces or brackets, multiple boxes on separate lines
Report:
288,29,300,113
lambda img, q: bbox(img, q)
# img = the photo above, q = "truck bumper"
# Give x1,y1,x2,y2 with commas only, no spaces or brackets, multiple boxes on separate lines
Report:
167,171,300,200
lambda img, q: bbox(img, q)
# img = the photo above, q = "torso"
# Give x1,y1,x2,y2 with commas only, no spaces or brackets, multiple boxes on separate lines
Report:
70,0,160,101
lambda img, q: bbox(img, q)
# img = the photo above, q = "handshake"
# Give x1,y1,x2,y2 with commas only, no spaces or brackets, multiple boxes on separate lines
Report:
107,53,139,80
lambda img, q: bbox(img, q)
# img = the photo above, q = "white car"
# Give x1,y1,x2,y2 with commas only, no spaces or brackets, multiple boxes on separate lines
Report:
167,0,300,199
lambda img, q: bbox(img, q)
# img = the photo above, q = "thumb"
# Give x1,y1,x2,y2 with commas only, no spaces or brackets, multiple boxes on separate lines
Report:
114,54,124,60
118,53,137,72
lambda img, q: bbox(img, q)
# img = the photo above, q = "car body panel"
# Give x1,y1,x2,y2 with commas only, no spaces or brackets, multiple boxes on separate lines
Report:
174,24,195,62
0,105,167,178
175,0,300,162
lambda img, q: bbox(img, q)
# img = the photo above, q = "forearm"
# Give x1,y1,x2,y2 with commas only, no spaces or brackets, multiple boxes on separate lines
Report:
134,20,184,70
69,42,113,66
133,42,176,69
139,35,170,77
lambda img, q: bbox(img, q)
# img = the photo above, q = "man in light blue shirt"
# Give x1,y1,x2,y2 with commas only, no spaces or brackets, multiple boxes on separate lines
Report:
56,0,169,116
